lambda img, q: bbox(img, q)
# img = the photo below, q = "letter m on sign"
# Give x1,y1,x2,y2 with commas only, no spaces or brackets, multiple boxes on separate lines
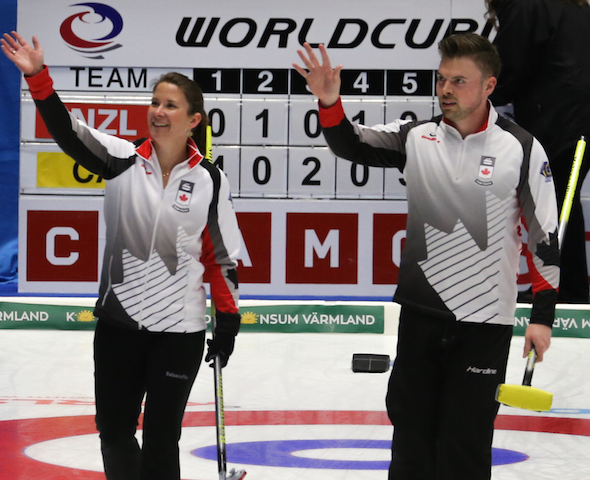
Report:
305,229,339,268
286,213,357,284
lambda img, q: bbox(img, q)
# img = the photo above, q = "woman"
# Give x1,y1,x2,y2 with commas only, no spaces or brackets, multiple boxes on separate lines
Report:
2,31,242,480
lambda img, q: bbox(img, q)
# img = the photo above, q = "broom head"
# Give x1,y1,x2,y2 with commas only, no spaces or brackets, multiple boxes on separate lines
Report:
496,383,553,412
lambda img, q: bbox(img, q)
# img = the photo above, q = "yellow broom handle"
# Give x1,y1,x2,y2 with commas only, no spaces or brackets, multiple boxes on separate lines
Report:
558,136,587,248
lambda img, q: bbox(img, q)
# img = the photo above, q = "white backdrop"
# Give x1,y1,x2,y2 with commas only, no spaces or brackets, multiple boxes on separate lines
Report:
17,0,492,69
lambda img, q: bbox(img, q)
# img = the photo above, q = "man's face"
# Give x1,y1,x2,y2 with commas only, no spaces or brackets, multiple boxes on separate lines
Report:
436,56,496,125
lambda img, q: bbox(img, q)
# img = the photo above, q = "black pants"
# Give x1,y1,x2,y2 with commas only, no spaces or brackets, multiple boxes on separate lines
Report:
551,146,590,303
386,307,513,480
94,320,206,480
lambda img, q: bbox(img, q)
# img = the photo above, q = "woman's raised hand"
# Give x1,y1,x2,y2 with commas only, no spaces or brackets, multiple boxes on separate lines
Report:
1,31,44,76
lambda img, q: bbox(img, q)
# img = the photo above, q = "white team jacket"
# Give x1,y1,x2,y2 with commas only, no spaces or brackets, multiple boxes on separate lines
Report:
320,98,559,326
27,67,241,333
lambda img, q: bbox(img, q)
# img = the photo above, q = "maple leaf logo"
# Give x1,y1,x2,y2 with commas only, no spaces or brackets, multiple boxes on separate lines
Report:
481,168,491,176
179,194,188,202
536,229,560,266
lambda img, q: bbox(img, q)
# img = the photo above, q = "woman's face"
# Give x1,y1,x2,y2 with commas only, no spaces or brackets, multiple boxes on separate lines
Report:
148,82,201,145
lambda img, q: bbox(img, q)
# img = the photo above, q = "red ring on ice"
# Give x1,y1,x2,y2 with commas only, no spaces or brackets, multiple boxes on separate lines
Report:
0,411,588,479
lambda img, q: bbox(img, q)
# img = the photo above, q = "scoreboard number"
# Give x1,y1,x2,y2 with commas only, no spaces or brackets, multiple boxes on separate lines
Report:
303,110,322,139
336,159,384,199
387,70,434,96
340,70,385,96
206,98,240,145
240,146,288,197
257,70,274,92
241,99,288,145
288,148,335,198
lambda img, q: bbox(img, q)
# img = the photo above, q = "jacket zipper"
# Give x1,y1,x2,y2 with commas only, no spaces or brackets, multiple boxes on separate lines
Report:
137,187,166,330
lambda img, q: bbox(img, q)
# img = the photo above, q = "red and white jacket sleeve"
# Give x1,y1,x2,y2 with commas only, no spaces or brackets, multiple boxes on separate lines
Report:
520,138,560,327
200,170,241,335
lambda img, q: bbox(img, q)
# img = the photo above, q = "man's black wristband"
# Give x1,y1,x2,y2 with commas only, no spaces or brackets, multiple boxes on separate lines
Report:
530,289,557,328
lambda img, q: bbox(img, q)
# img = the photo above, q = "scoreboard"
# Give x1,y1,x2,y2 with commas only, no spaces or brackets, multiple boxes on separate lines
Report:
18,65,425,296
19,0,560,297
18,65,437,201
193,66,437,200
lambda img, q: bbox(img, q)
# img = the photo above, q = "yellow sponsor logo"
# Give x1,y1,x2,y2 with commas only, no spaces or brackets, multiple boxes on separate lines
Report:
240,311,258,324
76,310,97,322
37,152,105,189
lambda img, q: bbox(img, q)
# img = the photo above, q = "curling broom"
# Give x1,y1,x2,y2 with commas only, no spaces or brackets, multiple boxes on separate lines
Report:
496,348,552,411
211,307,247,480
558,136,587,248
496,135,587,412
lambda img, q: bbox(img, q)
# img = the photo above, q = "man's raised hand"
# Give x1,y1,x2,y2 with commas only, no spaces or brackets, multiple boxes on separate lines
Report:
293,42,342,108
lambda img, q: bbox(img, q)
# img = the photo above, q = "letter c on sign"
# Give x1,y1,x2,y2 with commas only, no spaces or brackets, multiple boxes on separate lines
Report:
46,227,80,266
391,230,406,268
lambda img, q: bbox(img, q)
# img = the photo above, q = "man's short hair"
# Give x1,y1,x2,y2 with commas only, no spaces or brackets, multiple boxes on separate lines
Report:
438,33,502,79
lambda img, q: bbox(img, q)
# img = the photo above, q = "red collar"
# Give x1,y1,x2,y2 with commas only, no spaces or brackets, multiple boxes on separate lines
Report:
186,138,203,167
136,137,204,168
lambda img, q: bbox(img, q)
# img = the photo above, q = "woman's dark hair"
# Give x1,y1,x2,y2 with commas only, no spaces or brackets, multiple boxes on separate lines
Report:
152,72,209,155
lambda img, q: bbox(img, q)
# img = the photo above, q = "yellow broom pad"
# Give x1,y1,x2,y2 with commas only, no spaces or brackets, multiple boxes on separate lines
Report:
496,384,553,412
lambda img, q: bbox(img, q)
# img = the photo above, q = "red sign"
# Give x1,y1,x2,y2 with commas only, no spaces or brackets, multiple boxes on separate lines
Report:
285,213,358,284
35,104,150,140
373,213,407,284
236,212,271,283
26,211,99,282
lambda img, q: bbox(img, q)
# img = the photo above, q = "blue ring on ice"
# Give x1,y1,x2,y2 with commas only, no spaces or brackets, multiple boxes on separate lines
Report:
191,439,528,470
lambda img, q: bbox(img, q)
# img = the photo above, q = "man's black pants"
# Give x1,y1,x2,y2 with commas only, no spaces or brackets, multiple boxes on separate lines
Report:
387,307,513,480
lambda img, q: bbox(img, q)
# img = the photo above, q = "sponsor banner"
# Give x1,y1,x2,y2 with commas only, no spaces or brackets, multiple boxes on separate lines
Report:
236,303,384,333
21,196,581,298
231,199,407,299
18,196,107,294
26,210,100,283
0,300,384,333
18,195,590,301
0,301,97,330
514,306,590,339
18,196,409,296
5,299,590,338
17,1,492,70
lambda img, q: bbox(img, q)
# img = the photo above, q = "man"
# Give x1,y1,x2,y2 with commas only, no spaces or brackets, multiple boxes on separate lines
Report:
294,33,558,480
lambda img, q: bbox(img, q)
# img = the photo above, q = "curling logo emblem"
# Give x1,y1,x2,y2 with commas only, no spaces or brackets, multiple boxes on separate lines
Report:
174,180,194,212
60,2,124,59
476,156,496,186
